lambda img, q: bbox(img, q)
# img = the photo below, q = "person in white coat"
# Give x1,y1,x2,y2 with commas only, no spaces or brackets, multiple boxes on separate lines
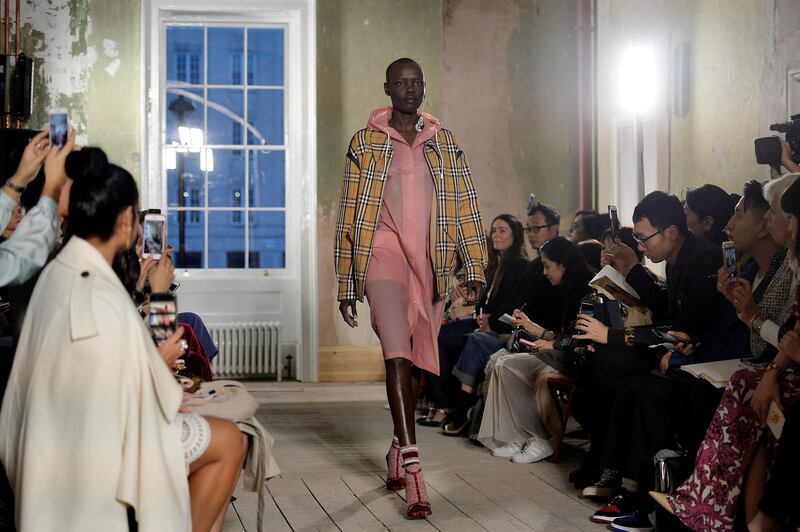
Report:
0,148,247,532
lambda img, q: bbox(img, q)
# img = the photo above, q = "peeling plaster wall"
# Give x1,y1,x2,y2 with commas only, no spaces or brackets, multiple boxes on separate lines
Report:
316,0,444,348
441,0,579,240
597,0,800,211
16,0,141,181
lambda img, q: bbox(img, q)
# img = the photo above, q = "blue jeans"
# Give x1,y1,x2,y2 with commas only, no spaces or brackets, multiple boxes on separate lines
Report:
452,331,505,388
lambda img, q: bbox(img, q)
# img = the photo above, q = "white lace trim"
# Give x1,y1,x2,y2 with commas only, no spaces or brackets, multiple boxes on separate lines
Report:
178,413,211,471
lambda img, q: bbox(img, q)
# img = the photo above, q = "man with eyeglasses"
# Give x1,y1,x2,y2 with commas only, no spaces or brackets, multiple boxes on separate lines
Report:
574,191,732,529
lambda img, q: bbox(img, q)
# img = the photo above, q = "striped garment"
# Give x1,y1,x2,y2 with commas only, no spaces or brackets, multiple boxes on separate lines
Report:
334,127,487,302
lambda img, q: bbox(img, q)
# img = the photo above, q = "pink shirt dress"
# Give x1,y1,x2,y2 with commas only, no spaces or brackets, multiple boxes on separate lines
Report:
364,107,446,376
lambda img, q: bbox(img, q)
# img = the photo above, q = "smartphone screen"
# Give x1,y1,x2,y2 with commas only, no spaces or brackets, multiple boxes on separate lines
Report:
149,294,177,343
168,282,180,293
49,109,69,148
579,301,594,318
608,205,620,241
143,215,166,258
722,241,737,278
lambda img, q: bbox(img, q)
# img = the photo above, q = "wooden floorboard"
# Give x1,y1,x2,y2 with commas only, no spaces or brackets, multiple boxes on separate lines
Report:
222,384,603,532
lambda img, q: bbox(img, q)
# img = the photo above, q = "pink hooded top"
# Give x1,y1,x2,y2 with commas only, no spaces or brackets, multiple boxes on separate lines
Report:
363,107,446,375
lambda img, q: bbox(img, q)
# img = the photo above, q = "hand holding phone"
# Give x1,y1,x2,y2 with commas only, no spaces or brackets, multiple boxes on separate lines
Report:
142,213,167,259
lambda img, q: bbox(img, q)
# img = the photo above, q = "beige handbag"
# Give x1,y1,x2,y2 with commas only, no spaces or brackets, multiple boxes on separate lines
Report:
183,380,259,422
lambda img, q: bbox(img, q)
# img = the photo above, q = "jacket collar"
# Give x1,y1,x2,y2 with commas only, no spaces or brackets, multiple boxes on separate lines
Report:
56,236,129,297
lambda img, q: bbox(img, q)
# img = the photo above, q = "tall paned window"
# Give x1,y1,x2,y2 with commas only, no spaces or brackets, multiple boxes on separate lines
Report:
164,26,286,269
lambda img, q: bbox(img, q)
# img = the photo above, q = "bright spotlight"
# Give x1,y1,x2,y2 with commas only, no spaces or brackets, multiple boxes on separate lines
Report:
619,45,657,114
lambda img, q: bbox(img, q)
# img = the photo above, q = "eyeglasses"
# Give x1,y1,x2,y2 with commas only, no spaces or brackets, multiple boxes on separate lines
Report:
632,229,663,246
525,224,556,234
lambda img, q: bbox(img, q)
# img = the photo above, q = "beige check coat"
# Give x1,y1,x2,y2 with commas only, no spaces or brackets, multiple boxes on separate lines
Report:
334,127,487,302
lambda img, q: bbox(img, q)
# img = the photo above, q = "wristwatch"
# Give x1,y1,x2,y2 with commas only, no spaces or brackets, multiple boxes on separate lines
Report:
4,180,25,193
751,316,765,335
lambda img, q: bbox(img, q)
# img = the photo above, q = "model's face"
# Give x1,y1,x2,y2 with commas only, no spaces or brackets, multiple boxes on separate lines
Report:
526,212,558,250
384,63,425,115
491,219,514,254
766,196,791,248
542,253,565,286
726,197,764,253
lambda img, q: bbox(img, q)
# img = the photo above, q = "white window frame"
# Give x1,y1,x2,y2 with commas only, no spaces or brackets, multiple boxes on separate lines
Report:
142,0,318,381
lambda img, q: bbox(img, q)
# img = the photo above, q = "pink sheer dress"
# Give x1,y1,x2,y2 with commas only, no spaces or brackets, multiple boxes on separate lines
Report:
364,107,446,375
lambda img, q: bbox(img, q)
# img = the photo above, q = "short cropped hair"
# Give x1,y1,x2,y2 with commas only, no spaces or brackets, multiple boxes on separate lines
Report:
632,191,688,235
741,180,770,218
528,201,561,226
385,58,420,82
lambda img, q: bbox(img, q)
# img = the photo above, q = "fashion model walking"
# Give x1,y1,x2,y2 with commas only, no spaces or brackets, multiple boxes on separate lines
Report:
334,58,487,518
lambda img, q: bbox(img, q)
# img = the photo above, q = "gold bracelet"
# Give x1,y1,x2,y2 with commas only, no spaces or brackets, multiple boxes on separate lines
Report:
764,361,780,373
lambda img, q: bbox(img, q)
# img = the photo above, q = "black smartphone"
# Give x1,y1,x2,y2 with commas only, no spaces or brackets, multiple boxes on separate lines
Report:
149,293,177,343
579,300,594,318
168,282,180,293
608,205,620,241
652,326,678,343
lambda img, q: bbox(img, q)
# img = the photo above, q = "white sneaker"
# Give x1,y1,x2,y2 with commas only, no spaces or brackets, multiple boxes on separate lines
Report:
511,437,553,463
492,440,523,458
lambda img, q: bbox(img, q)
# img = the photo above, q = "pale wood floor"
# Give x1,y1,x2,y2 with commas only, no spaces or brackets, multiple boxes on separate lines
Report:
223,383,601,532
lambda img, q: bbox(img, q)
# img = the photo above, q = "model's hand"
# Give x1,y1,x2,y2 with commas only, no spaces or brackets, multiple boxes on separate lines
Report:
572,314,609,344
463,281,483,305
339,299,358,327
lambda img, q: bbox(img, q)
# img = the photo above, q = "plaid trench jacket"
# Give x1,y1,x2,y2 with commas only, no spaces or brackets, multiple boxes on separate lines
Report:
334,127,487,302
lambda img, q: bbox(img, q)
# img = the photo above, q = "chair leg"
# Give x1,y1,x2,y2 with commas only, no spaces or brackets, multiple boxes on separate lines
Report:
548,382,574,463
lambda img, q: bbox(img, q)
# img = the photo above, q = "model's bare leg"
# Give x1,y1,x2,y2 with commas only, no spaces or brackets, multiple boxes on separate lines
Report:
386,357,416,446
188,417,249,532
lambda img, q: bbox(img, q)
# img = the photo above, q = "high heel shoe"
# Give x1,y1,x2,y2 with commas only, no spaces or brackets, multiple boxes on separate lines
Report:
404,464,432,519
385,440,405,491
417,408,452,427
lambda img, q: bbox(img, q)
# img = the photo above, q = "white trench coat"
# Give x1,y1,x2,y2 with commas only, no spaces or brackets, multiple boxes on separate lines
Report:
0,237,190,531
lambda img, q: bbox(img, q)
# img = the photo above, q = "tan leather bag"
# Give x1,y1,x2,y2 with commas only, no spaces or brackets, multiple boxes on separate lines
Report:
183,380,258,422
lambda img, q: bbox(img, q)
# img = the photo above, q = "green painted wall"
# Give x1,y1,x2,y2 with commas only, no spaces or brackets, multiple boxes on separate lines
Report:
20,0,142,181
316,0,444,213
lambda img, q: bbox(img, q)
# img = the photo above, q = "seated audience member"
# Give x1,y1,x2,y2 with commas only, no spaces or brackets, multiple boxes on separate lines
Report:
490,198,563,338
476,236,594,462
683,184,740,246
570,192,734,527
0,148,247,532
437,214,529,434
660,177,800,532
569,210,608,243
0,129,68,287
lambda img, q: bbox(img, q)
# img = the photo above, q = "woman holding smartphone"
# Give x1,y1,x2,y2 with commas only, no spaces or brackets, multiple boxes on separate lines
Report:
0,148,246,532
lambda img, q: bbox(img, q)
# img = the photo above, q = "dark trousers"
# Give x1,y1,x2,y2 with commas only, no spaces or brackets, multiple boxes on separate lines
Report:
578,346,653,469
759,399,800,526
599,371,722,491
423,319,475,408
452,331,505,388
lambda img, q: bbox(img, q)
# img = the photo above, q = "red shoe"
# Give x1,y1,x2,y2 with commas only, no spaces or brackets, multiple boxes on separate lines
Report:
403,464,432,519
385,440,405,491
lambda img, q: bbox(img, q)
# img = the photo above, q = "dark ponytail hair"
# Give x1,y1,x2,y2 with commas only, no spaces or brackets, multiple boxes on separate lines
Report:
66,147,139,241
684,184,739,245
539,236,595,330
